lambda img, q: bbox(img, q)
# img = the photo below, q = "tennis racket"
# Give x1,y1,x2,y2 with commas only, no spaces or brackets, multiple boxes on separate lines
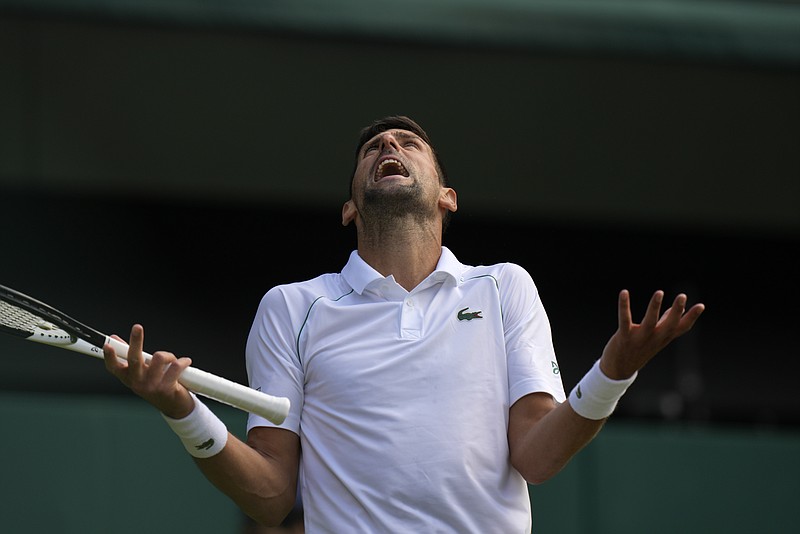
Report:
0,283,289,424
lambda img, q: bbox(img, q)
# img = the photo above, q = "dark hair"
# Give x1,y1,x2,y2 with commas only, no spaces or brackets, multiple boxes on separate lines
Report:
350,115,449,194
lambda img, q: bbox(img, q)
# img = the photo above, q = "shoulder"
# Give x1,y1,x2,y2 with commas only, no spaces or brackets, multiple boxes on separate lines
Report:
462,261,536,289
257,273,353,316
459,261,543,318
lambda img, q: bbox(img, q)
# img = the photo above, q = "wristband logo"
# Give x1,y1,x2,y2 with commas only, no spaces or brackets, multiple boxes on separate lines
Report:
196,438,215,451
576,386,582,399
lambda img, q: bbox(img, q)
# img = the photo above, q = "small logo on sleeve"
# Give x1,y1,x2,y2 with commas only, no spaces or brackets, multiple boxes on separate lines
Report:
457,307,483,321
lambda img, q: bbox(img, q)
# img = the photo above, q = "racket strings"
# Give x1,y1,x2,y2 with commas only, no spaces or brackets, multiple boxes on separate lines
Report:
0,299,57,334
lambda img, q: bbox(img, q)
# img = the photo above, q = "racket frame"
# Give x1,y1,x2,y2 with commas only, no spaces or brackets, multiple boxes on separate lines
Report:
0,284,289,424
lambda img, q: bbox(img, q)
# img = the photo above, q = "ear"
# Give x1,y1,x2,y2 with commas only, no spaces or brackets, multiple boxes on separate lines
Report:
342,199,358,226
438,187,458,214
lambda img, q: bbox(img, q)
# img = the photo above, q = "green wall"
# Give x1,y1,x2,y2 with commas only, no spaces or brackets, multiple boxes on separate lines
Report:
2,392,798,533
529,423,800,533
2,11,798,235
0,393,245,534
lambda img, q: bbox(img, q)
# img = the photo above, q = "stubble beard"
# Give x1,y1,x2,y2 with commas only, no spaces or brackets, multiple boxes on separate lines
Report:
360,181,434,233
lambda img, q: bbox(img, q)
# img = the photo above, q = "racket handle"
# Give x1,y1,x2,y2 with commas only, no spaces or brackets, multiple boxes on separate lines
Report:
104,337,290,424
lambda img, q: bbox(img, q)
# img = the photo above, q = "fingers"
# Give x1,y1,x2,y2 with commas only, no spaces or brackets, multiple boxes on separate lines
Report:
101,325,195,415
632,290,704,340
102,324,183,386
102,341,122,372
641,290,665,329
147,350,192,385
126,324,145,375
163,355,193,384
617,289,632,330
619,289,670,332
655,293,707,339
656,293,686,330
677,302,705,335
604,289,704,379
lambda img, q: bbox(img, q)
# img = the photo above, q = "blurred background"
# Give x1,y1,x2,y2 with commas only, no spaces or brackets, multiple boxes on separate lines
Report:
1,0,798,532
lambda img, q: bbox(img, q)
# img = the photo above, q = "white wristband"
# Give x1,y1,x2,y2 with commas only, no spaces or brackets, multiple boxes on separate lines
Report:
568,359,638,420
162,393,228,458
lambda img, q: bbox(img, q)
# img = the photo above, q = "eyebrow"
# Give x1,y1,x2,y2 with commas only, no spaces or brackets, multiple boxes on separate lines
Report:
361,131,424,154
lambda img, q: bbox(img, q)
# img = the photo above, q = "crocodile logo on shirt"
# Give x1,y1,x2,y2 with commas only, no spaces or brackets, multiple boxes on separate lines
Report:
457,307,483,321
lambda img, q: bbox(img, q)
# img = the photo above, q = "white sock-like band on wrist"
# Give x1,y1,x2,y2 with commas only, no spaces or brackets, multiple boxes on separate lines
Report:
568,359,638,420
162,393,228,458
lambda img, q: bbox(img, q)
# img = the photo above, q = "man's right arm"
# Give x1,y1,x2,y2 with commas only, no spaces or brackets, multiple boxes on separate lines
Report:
194,426,301,527
103,325,301,527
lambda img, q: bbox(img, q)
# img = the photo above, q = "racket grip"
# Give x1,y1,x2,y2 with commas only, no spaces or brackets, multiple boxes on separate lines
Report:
179,366,290,425
104,337,290,424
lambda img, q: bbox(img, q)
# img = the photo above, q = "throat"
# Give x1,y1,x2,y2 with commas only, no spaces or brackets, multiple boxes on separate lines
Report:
358,239,443,292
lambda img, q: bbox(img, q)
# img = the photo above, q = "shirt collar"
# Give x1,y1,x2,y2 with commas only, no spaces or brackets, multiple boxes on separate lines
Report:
341,246,462,295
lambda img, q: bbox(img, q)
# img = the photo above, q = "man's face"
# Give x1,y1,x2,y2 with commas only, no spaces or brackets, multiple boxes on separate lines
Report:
345,129,448,226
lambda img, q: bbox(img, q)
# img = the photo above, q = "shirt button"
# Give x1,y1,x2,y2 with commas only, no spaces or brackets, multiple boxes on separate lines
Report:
406,299,414,307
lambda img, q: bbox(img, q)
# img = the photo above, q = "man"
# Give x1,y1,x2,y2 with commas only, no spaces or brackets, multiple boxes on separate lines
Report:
104,116,705,532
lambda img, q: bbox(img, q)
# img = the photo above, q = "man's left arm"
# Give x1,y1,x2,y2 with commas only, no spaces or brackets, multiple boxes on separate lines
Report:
508,290,704,484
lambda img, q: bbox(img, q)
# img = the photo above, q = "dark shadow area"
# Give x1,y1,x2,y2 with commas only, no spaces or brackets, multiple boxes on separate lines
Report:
2,189,797,428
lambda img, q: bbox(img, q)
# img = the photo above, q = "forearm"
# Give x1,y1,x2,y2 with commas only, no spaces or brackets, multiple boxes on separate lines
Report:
194,434,298,526
509,360,637,484
509,398,606,485
161,395,299,527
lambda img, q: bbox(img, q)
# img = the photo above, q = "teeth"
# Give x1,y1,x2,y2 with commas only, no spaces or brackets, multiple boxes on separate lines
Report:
376,158,407,179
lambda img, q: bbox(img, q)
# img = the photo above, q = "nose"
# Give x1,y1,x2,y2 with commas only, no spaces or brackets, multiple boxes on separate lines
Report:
378,133,402,153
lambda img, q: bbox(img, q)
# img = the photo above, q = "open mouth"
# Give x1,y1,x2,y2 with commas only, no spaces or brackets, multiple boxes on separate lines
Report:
375,158,410,181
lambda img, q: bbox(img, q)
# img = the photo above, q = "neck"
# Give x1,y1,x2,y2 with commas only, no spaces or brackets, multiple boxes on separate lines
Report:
356,219,443,292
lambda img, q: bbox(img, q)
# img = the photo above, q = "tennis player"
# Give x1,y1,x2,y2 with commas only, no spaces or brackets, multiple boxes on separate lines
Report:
104,116,704,532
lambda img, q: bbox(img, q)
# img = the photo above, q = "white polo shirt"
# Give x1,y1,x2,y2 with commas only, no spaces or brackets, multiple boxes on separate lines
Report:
246,247,565,533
